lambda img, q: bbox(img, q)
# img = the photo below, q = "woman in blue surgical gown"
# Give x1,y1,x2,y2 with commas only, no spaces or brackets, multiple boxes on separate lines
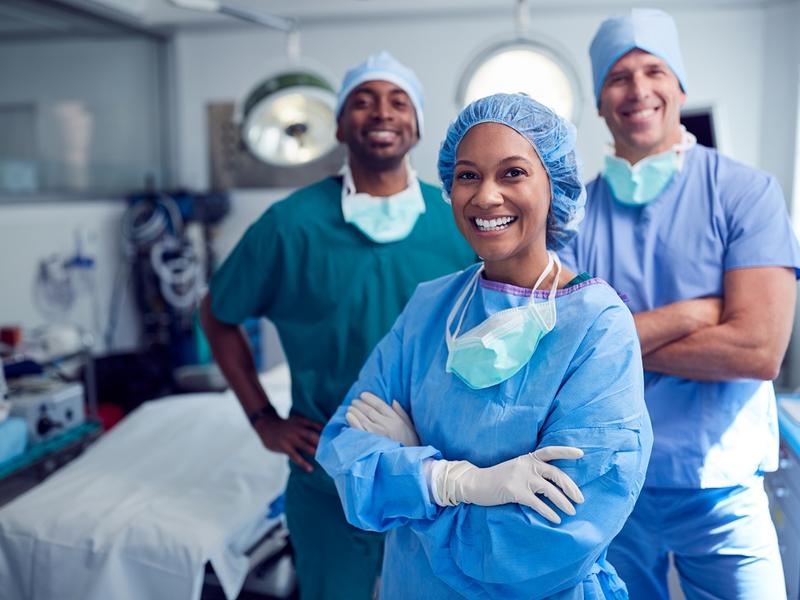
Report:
316,93,653,600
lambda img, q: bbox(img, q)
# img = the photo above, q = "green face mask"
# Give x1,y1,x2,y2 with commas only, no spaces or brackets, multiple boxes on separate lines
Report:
603,149,679,206
445,252,560,390
340,163,426,243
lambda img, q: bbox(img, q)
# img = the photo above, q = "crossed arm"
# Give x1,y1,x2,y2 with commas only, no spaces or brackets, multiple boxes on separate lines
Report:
635,266,796,381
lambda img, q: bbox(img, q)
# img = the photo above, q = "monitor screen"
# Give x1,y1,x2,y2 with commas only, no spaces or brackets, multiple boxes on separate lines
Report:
681,108,717,148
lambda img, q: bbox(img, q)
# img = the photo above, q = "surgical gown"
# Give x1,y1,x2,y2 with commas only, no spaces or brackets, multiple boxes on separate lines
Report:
209,175,475,599
317,266,653,600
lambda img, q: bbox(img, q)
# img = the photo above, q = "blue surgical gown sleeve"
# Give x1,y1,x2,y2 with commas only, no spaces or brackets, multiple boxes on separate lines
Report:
317,308,444,529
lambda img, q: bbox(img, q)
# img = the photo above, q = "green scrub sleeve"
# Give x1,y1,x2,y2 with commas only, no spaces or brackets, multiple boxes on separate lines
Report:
209,209,284,325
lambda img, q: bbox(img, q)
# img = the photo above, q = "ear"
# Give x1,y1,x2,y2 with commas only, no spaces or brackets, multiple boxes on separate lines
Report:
335,120,345,143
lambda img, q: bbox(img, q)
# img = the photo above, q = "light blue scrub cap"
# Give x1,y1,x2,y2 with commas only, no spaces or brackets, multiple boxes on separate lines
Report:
336,51,425,135
438,93,586,251
590,8,688,106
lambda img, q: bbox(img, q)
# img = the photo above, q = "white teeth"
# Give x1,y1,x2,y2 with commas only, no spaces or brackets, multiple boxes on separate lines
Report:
474,216,516,231
629,108,655,118
367,130,396,141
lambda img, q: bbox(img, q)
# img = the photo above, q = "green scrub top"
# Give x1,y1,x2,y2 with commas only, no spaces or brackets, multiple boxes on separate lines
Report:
210,175,475,487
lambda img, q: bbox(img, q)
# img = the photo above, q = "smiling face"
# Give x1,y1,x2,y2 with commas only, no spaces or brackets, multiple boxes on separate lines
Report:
336,80,418,172
598,49,686,164
450,122,552,286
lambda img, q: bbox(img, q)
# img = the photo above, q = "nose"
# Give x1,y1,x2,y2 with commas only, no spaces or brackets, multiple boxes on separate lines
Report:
370,96,394,121
626,72,651,102
471,180,504,209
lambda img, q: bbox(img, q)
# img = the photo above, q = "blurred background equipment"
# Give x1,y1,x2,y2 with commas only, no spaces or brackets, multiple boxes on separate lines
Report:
7,379,85,443
171,0,343,189
239,71,339,168
32,229,100,337
119,189,231,393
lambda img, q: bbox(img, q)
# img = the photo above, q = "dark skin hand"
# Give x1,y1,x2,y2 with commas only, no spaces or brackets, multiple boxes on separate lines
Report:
254,412,323,473
199,294,324,472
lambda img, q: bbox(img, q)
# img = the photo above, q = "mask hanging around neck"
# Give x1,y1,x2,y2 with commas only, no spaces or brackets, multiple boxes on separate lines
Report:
339,159,426,243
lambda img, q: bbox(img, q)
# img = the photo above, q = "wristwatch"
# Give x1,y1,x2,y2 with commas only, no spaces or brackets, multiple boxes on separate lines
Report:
248,405,273,426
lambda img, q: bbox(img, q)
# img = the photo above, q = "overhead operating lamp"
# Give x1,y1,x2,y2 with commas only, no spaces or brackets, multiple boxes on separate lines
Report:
456,0,583,124
169,0,339,167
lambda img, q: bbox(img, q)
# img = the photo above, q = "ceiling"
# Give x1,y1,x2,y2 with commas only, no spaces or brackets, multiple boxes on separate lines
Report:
94,0,799,25
1,0,793,40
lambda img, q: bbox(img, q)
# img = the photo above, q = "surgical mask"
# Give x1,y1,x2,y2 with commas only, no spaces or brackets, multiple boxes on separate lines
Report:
340,161,426,243
445,252,560,390
603,128,696,206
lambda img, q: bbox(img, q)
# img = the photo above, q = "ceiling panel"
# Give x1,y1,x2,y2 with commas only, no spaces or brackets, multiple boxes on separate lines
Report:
3,0,792,38
136,0,793,26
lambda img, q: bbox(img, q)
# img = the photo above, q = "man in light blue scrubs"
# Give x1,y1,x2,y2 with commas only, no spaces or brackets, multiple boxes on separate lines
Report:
562,8,800,599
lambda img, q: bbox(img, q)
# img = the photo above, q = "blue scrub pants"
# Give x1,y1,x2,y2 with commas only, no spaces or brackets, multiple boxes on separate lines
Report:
607,477,785,600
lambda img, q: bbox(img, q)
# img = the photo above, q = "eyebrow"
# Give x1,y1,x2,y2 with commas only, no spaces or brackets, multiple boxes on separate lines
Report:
499,155,534,166
351,86,409,98
455,155,534,168
608,60,667,77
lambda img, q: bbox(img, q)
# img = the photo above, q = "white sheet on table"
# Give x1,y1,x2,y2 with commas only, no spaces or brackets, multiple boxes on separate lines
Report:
0,364,292,600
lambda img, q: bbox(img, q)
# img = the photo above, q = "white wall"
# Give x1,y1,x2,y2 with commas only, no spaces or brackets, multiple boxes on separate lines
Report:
0,200,140,353
761,1,800,212
170,5,767,188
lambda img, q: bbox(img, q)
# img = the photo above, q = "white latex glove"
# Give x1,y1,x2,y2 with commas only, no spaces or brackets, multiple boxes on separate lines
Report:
431,446,585,524
346,391,420,447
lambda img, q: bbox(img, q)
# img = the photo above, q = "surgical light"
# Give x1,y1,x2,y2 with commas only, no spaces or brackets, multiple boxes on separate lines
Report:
239,72,338,167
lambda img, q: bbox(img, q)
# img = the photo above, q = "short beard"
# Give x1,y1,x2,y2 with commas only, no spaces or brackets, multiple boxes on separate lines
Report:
349,146,407,173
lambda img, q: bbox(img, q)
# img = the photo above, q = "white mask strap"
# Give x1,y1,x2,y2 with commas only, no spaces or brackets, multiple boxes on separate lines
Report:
534,251,560,331
446,265,484,349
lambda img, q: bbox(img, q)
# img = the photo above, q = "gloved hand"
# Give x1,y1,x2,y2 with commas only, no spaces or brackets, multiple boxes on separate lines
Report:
431,446,585,524
346,391,420,447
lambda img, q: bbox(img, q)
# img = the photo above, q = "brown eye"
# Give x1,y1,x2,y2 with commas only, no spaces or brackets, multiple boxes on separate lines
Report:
350,96,371,109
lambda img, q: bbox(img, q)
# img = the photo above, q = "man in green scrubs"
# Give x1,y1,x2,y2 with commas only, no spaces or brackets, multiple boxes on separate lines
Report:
200,51,474,600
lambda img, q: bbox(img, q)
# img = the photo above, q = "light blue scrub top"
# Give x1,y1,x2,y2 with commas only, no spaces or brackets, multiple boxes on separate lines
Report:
561,144,800,489
317,267,652,600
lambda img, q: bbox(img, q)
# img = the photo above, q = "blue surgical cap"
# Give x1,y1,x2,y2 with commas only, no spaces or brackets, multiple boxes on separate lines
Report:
437,93,586,250
336,51,425,135
590,8,688,106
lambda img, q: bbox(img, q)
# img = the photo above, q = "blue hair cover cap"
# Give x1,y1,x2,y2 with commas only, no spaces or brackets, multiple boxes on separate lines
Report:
336,51,425,135
590,8,688,106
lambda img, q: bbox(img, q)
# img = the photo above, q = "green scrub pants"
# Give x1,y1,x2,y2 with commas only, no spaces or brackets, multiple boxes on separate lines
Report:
285,471,384,600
